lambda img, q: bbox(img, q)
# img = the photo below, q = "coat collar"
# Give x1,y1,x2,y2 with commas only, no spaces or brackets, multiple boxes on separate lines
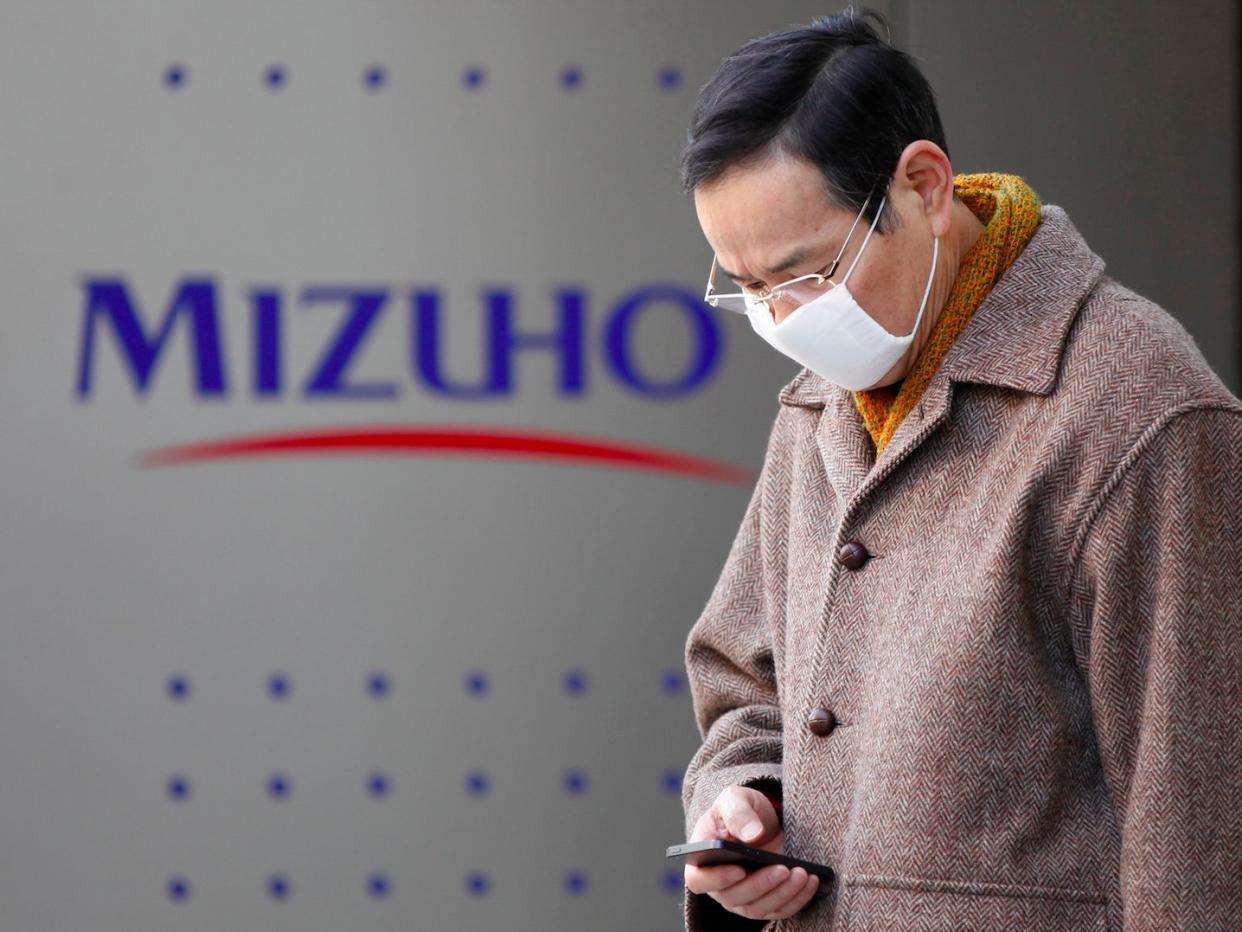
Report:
776,204,1107,410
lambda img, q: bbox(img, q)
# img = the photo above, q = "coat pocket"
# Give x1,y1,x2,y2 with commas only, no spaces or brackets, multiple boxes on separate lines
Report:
838,875,1110,932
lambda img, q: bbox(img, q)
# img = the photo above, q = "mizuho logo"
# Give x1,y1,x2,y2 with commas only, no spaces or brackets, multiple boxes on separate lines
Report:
76,277,722,400
73,276,753,484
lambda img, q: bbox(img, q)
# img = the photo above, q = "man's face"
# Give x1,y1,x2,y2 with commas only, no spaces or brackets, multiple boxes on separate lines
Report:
693,151,934,339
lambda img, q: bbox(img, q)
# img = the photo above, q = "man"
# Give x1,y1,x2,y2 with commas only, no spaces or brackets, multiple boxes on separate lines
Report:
678,6,1242,931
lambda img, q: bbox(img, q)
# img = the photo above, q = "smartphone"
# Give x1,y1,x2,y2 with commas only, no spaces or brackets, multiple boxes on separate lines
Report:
666,839,835,884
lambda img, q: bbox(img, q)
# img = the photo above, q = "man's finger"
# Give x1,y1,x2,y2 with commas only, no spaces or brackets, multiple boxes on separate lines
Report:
684,862,747,895
740,865,810,917
771,872,821,919
712,863,790,911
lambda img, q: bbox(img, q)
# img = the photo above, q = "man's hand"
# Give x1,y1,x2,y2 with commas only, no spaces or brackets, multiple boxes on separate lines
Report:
683,784,820,922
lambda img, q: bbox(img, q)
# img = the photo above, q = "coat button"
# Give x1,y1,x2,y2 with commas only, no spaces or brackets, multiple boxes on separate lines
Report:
807,707,837,736
838,541,870,571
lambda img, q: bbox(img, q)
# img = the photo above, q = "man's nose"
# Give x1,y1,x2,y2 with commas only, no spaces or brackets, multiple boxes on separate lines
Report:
771,294,800,324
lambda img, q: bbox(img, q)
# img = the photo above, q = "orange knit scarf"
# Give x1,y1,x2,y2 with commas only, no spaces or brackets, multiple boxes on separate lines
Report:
853,172,1042,456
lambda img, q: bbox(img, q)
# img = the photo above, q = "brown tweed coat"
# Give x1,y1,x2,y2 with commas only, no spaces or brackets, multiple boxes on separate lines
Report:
681,204,1242,931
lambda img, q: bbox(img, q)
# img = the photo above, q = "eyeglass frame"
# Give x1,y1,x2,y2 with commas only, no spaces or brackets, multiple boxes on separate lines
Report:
702,185,882,316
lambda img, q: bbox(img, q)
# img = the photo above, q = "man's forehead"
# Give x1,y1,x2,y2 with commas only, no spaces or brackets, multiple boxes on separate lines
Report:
696,164,833,225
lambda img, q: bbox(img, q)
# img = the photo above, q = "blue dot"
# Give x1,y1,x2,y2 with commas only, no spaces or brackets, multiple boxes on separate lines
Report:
166,673,191,702
166,774,192,802
661,768,683,795
267,772,292,800
559,65,583,91
562,768,588,795
363,65,386,90
464,769,490,797
267,672,291,700
661,668,684,694
264,65,286,89
562,668,588,695
366,770,391,798
564,869,588,895
166,874,191,902
366,670,390,699
164,64,186,89
465,871,490,896
267,873,291,900
464,669,489,697
462,65,485,90
367,872,390,898
662,868,684,894
657,66,682,91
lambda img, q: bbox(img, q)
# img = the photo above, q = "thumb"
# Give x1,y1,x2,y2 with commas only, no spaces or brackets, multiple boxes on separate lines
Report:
720,789,773,844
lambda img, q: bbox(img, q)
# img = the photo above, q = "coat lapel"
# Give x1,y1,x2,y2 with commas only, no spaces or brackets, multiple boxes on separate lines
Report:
813,383,874,500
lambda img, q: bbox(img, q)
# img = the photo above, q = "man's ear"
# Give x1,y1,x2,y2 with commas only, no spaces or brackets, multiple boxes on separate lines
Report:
895,140,954,238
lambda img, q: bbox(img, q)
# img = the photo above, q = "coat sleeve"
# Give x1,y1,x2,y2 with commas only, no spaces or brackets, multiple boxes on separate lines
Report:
1070,404,1242,930
681,409,788,932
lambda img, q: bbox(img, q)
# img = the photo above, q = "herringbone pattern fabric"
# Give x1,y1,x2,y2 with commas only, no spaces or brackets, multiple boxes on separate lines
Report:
680,204,1242,931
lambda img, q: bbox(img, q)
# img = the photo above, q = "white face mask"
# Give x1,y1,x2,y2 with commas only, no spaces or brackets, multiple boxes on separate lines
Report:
744,194,939,392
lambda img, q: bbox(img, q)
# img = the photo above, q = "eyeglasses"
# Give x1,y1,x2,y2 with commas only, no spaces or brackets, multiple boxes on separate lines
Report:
702,189,877,316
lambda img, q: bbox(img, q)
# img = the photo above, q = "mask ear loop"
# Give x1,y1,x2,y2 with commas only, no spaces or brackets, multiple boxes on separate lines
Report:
839,195,887,287
909,234,940,334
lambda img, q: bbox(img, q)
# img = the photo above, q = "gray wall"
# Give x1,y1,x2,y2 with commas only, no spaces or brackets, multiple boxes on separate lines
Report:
0,2,1233,931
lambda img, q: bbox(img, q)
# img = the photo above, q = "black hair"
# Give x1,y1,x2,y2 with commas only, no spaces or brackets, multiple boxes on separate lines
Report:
679,5,949,235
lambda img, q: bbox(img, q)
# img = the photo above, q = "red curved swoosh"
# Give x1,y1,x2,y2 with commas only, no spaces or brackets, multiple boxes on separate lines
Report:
138,424,758,485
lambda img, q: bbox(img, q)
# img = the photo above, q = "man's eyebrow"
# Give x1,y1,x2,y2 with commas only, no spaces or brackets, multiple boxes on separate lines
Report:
717,244,818,284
